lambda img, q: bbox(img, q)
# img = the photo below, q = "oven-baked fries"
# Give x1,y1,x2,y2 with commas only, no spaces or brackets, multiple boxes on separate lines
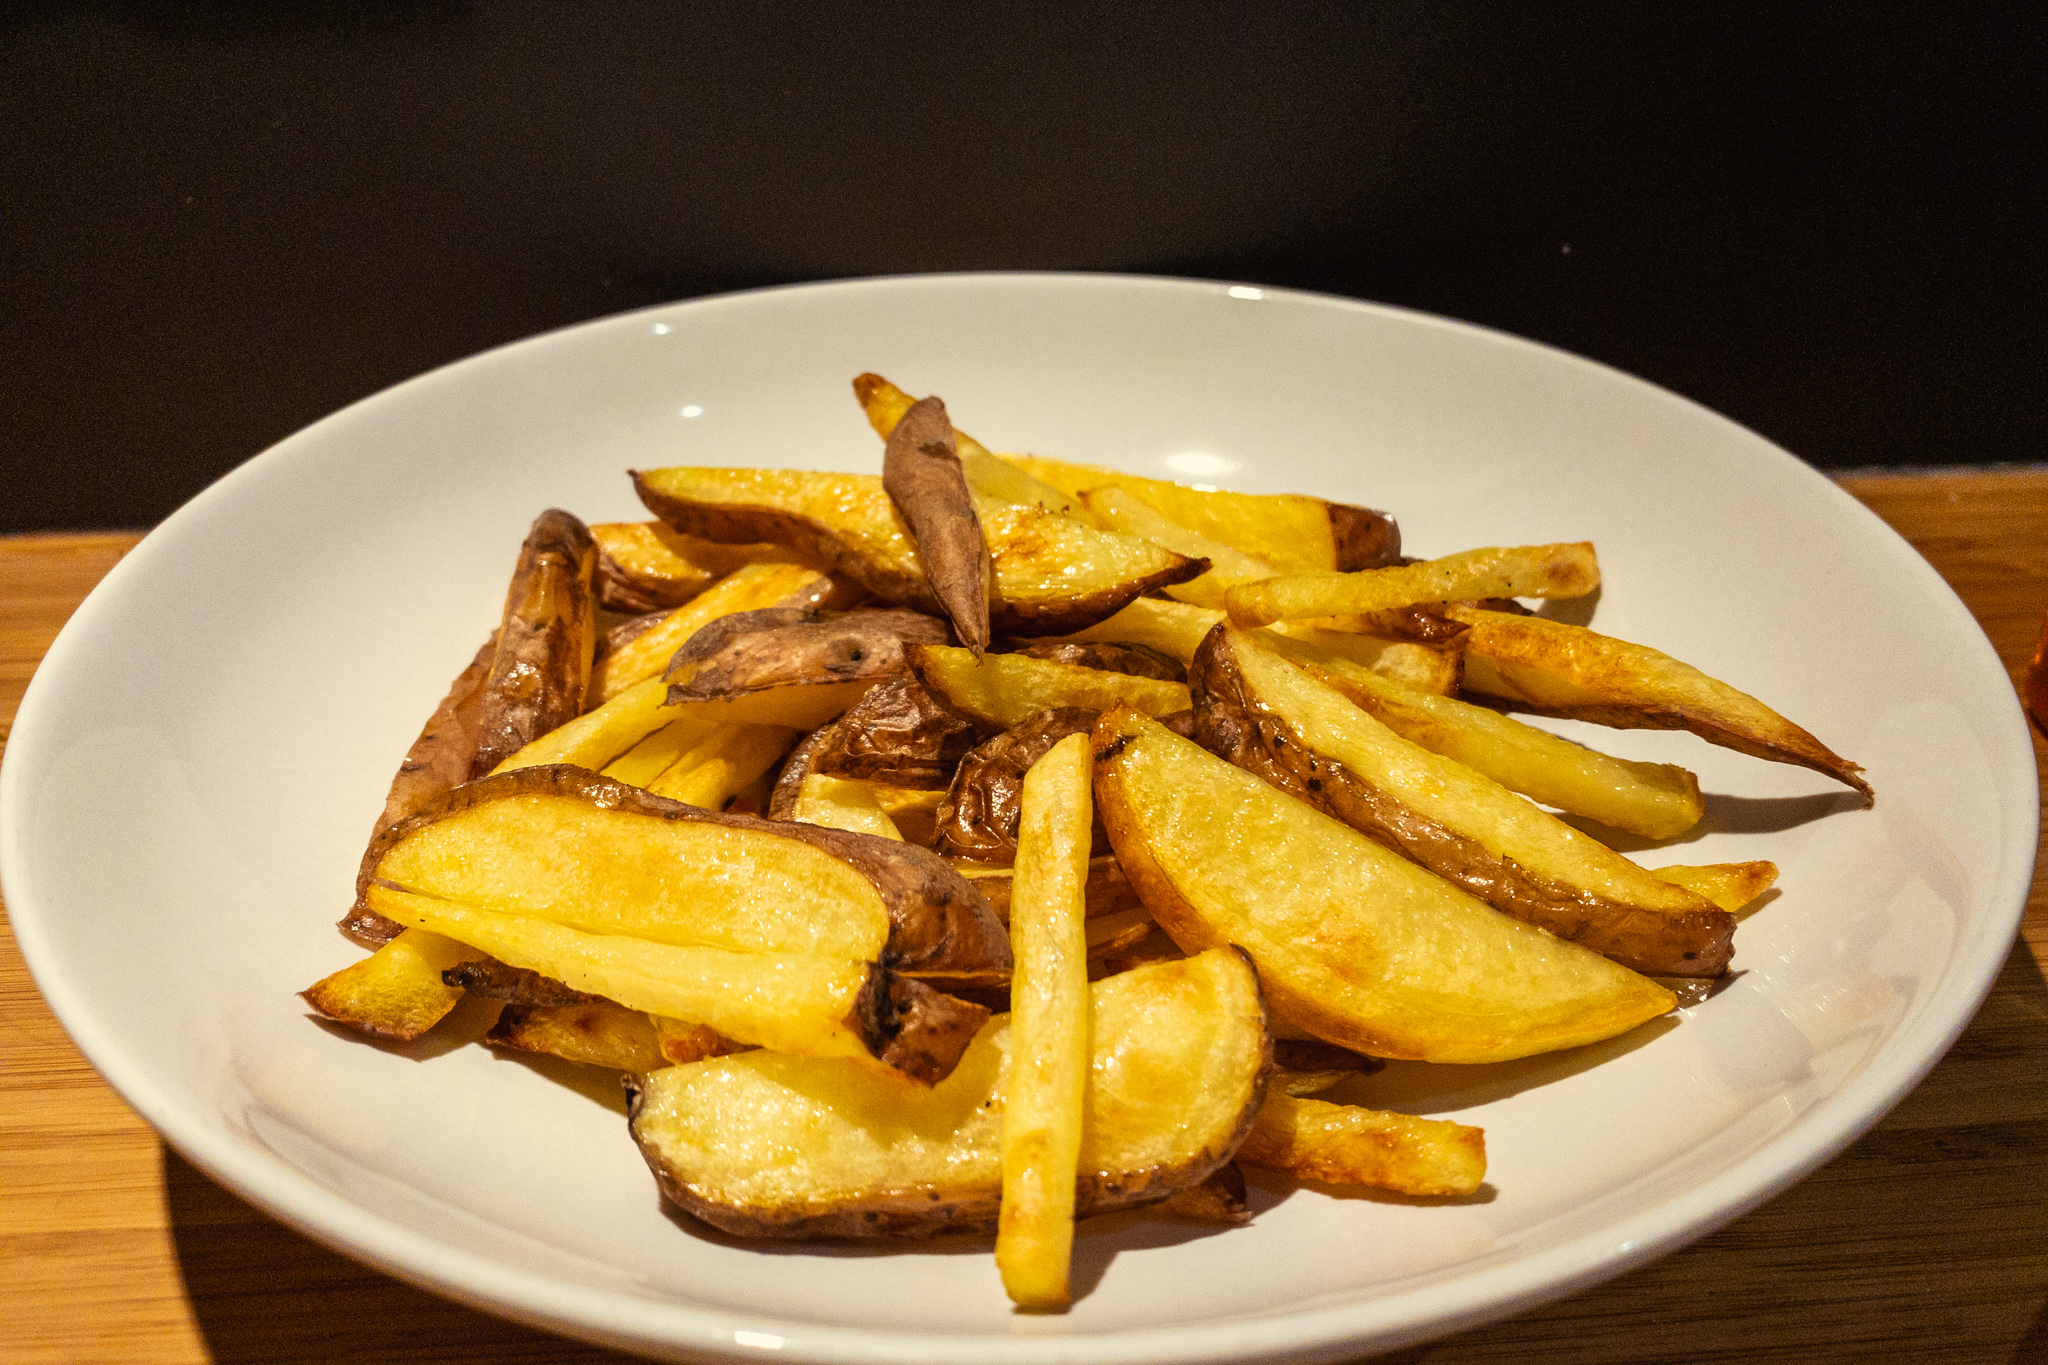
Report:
303,372,1868,1308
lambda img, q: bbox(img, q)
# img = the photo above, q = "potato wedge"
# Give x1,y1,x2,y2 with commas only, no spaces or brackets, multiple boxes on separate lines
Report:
645,723,799,809
632,467,1205,635
883,396,992,654
301,928,481,1040
1651,861,1780,914
808,677,981,790
626,947,1269,1238
997,733,1094,1307
792,772,907,841
908,644,1190,730
996,453,1399,573
590,521,792,614
472,509,600,774
488,999,670,1072
1192,628,1733,976
1225,542,1600,629
1238,1095,1486,1197
933,708,1105,864
666,607,949,719
1447,607,1873,801
1081,485,1285,611
1292,651,1704,840
1092,708,1676,1062
853,372,1084,518
592,560,844,703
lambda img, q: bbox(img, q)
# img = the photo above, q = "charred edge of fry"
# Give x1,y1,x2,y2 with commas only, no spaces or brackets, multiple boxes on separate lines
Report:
488,1001,670,1072
1272,1038,1386,1077
594,549,691,614
883,396,992,656
441,959,603,1006
1189,631,1734,977
1328,504,1402,571
1150,1162,1252,1225
634,473,936,610
1005,640,1187,682
356,764,1010,980
472,509,600,776
770,726,833,820
865,975,992,1086
990,556,1209,637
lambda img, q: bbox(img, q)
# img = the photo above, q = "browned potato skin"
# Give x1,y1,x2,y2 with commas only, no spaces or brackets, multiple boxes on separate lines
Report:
489,1001,671,1072
471,510,600,775
933,708,1109,864
664,608,952,703
441,958,602,1006
882,396,992,655
769,726,831,821
631,472,1205,637
1151,1162,1252,1225
1188,629,1735,977
809,677,982,789
1329,503,1403,571
338,632,498,947
1005,639,1186,682
356,764,1012,983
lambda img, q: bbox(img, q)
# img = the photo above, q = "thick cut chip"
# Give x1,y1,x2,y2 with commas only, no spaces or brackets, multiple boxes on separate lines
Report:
589,521,793,614
632,467,1204,635
626,948,1269,1239
1447,607,1873,801
472,510,600,774
1237,1094,1486,1196
645,724,799,808
792,773,907,841
1192,628,1732,977
1289,649,1704,841
1092,708,1676,1062
301,929,481,1040
1225,543,1600,629
1081,486,1283,611
996,453,1399,574
908,645,1190,730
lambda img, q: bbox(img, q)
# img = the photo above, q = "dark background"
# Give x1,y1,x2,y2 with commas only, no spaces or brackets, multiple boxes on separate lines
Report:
4,2,2040,533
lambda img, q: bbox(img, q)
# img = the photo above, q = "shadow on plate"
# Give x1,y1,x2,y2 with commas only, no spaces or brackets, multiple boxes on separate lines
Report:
1344,1014,1681,1115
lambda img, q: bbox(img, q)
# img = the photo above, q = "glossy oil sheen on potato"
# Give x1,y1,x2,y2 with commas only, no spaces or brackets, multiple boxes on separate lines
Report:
1093,710,1675,1063
626,947,1270,1239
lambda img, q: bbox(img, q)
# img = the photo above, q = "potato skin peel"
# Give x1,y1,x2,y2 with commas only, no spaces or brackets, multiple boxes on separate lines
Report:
663,608,951,705
471,509,600,775
883,396,992,656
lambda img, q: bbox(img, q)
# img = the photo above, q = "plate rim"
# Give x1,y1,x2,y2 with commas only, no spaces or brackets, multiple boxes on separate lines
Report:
3,270,2038,1364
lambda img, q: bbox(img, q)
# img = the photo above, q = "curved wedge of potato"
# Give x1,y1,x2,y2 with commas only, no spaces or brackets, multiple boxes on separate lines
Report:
908,644,1191,730
1192,628,1733,977
589,521,793,614
626,947,1269,1239
472,509,600,775
632,467,1204,635
1092,708,1675,1062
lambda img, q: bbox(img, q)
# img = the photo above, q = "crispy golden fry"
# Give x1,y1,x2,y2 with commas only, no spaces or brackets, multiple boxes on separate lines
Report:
908,644,1190,730
1093,707,1677,1062
589,521,793,613
1238,1095,1486,1196
646,723,799,808
632,467,1204,635
1081,485,1284,610
883,397,992,654
301,929,480,1040
1292,650,1704,840
472,510,601,774
1225,542,1600,629
997,452,1398,573
791,772,907,840
625,949,1268,1238
997,733,1094,1307
853,373,1084,517
934,708,1104,863
592,560,843,703
809,677,980,789
1448,607,1873,801
488,999,670,1072
1651,861,1780,914
1192,628,1732,976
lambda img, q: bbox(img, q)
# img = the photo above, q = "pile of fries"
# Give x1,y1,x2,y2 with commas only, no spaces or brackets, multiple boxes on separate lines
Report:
307,374,1869,1308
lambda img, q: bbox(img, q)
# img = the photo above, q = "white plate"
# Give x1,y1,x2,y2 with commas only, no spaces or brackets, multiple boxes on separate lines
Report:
3,274,2036,1363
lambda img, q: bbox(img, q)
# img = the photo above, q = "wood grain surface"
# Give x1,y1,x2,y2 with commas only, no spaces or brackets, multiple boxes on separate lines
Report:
3,472,2044,1364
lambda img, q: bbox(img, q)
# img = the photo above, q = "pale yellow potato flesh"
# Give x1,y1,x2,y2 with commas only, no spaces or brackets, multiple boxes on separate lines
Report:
600,717,723,788
792,773,907,841
908,644,1190,729
300,928,478,1040
1447,607,1872,801
1221,635,1716,917
646,723,800,808
1081,486,1278,610
367,886,873,1061
997,733,1094,1307
628,949,1266,1237
594,561,836,702
1651,861,1781,914
1290,650,1704,840
1000,453,1344,573
492,675,674,775
371,790,890,958
1226,542,1600,628
1094,709,1675,1062
1238,1094,1486,1196
590,522,793,607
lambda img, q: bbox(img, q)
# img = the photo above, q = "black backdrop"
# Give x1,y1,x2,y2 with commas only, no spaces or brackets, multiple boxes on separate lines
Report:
4,2,2040,533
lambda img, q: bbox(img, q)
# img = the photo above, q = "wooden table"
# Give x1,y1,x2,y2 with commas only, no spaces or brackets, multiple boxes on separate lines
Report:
5,471,2045,1364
